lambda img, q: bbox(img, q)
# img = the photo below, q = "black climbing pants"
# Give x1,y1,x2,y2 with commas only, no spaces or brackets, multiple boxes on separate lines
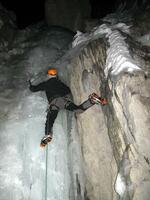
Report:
45,95,94,135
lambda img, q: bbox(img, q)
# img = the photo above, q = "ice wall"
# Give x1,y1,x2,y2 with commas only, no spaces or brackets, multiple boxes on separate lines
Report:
0,25,76,200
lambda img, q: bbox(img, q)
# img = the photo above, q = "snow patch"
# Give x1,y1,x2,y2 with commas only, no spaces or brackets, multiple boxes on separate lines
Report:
115,173,126,196
72,31,89,47
104,29,141,76
72,23,141,77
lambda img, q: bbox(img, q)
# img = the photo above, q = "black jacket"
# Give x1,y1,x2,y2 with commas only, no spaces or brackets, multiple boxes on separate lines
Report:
29,77,71,101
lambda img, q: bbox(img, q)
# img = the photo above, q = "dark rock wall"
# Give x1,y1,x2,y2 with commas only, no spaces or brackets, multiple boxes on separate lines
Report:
44,0,91,31
59,19,150,199
0,3,16,48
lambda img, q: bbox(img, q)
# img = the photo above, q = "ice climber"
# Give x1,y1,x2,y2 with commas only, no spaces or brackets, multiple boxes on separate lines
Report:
29,68,107,147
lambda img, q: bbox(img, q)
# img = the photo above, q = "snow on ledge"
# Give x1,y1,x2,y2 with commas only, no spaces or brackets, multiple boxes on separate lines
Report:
72,23,141,78
115,173,126,196
104,29,141,77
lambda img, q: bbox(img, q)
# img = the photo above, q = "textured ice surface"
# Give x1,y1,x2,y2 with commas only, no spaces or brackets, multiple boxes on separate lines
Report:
0,26,73,200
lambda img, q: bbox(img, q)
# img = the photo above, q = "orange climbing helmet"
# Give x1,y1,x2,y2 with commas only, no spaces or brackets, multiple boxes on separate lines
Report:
47,68,57,76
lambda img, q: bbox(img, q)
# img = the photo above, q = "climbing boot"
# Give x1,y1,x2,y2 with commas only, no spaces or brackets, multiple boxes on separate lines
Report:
89,93,107,105
40,134,52,148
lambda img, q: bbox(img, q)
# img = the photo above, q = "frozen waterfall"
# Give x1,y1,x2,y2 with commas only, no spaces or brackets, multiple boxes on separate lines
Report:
0,26,85,200
0,4,150,200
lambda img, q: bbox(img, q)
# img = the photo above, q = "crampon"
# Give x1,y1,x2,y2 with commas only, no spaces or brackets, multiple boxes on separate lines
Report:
89,93,108,105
